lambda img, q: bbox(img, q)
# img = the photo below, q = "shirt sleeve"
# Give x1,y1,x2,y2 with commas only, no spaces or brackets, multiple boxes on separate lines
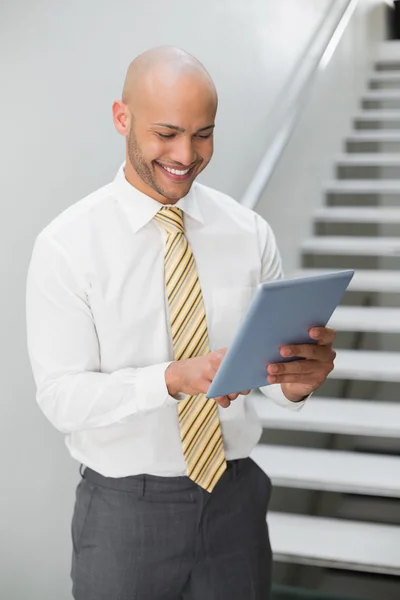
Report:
26,234,177,435
255,214,309,411
258,383,310,411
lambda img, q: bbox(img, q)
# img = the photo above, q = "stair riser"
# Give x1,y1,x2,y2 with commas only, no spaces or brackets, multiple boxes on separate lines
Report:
331,333,399,356
369,81,400,90
362,99,400,109
303,244,400,256
302,253,399,270
346,141,400,152
302,254,378,270
316,569,400,596
376,63,400,71
339,496,400,526
354,120,400,130
314,223,400,237
327,193,400,206
337,165,400,179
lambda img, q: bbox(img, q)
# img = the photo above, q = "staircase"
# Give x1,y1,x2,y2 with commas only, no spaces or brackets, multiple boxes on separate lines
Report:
252,42,400,599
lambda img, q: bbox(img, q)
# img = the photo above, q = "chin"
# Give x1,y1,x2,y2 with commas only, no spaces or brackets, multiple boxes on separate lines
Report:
164,184,193,202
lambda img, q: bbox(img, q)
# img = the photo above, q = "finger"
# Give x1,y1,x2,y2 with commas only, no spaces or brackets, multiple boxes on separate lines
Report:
227,392,240,401
208,348,228,373
267,373,327,385
214,347,228,360
240,390,251,395
279,344,335,362
214,396,231,408
268,359,318,377
268,361,334,384
309,327,336,345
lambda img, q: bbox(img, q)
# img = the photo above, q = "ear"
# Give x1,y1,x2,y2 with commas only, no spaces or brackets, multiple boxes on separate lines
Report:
112,100,131,136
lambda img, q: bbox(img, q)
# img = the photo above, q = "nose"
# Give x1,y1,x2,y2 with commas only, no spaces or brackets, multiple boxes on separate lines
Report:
169,135,197,167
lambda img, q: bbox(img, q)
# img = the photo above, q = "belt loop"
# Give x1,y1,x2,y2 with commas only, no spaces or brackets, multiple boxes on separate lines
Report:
141,474,146,498
232,460,238,479
232,459,241,480
79,463,86,478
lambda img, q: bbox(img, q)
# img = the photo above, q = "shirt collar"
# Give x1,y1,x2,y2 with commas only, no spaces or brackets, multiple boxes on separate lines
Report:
112,162,204,233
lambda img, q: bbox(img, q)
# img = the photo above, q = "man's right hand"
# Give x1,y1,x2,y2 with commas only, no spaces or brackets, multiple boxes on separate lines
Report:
165,348,251,408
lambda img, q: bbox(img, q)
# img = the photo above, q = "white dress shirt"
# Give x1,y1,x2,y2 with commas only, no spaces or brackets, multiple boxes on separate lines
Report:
26,163,305,478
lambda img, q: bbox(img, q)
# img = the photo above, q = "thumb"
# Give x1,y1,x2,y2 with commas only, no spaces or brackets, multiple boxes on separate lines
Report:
208,348,227,372
214,347,228,361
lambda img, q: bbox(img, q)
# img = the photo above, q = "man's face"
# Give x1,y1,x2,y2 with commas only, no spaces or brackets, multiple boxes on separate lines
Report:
126,75,216,203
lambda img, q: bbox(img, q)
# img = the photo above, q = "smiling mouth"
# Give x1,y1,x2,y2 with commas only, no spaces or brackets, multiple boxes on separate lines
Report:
155,161,197,181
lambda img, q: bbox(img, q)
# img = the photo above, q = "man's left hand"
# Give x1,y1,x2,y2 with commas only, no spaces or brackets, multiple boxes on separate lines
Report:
267,327,336,402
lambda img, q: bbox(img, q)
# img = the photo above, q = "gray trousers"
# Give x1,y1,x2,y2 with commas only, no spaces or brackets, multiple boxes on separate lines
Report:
71,457,273,600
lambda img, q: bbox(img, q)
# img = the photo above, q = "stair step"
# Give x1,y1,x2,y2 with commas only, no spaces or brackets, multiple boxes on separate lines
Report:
332,349,400,382
347,131,400,143
251,393,400,437
369,73,400,83
325,179,400,194
251,444,400,497
375,51,400,71
363,90,400,101
301,236,400,256
336,152,400,166
294,268,400,293
268,512,400,575
330,305,400,333
315,206,400,223
376,43,400,65
354,111,400,122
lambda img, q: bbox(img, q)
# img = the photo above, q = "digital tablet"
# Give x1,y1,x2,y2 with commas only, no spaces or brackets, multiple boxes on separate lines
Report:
206,269,354,398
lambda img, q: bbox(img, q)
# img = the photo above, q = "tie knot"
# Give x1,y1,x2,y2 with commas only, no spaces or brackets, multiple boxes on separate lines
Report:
154,206,184,235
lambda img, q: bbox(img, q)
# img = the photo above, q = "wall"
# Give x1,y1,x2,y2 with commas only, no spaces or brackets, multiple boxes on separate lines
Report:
0,1,358,599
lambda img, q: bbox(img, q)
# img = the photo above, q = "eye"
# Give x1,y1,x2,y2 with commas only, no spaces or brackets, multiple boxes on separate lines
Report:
196,132,213,139
156,132,175,139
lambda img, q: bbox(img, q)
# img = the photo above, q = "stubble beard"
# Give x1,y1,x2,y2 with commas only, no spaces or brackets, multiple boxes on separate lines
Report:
127,126,182,202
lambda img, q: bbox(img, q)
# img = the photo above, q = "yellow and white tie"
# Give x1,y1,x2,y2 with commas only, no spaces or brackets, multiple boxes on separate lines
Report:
154,206,227,493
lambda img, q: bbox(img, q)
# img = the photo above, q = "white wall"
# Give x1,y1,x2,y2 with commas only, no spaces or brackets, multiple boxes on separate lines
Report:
0,1,353,598
254,0,387,274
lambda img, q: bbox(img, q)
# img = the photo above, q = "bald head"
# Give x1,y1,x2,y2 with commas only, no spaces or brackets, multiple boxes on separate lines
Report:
114,46,217,205
121,46,217,111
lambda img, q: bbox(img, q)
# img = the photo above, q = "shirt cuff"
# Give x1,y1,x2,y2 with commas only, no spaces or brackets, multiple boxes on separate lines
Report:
160,361,188,404
134,361,179,410
258,383,311,411
172,392,189,402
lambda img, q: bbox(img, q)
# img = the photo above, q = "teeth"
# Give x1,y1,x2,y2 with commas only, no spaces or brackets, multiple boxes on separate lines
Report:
160,164,190,176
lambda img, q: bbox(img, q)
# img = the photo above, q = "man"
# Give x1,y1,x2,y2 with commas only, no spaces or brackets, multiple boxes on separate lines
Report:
26,46,335,599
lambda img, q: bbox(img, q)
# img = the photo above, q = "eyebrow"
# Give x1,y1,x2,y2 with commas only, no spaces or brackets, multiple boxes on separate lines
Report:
153,123,215,134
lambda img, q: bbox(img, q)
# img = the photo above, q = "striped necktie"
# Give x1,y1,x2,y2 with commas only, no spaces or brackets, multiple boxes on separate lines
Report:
154,206,227,493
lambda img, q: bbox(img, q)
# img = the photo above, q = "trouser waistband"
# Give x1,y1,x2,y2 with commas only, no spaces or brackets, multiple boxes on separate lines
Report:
79,458,246,493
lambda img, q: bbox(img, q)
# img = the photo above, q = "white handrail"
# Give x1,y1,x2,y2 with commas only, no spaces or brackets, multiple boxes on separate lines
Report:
241,0,360,209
